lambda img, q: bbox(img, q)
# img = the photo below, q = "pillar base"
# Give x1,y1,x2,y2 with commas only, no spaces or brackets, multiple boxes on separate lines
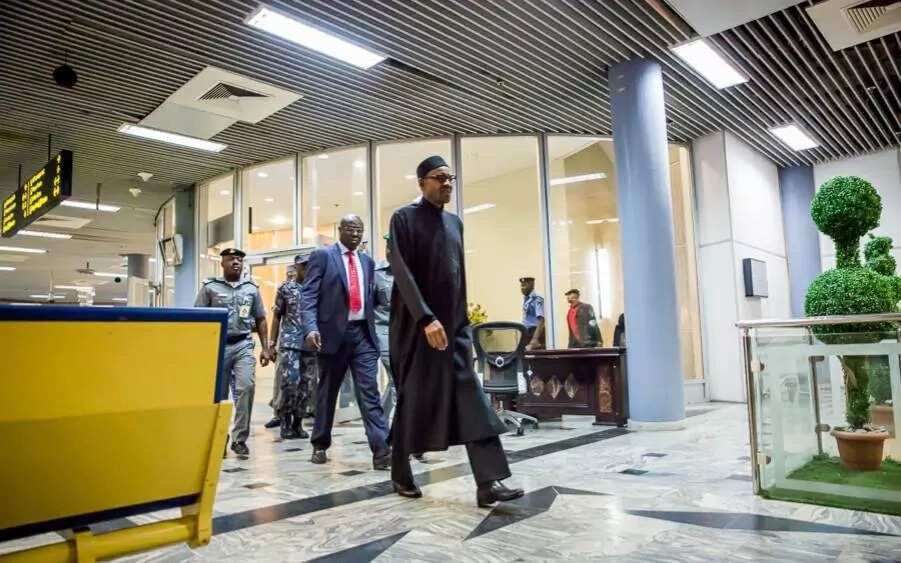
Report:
627,419,687,432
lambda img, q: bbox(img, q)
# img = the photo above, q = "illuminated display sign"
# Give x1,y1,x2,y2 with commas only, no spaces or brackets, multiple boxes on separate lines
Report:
1,150,73,238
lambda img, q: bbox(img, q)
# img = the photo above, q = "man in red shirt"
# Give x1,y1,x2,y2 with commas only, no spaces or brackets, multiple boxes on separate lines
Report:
565,289,602,348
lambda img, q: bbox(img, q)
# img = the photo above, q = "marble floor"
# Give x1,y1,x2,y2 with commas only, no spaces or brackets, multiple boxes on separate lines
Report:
3,402,900,562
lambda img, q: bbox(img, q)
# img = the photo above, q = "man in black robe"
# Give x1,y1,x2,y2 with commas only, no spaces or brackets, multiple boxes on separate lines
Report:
387,155,523,507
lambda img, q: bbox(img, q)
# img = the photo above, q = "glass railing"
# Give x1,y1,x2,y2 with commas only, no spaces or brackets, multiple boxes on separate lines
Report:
738,314,901,516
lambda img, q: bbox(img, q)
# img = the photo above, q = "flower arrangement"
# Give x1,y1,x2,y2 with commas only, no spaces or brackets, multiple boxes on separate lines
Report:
468,302,488,326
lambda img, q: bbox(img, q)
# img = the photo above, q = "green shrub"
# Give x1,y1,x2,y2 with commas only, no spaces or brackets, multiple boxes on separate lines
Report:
805,176,897,430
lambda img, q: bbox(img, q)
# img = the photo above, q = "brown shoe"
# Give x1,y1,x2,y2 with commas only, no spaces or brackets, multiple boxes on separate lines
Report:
311,449,327,464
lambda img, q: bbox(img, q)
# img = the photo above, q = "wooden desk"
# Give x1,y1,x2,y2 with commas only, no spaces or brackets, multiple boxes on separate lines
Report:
520,348,628,427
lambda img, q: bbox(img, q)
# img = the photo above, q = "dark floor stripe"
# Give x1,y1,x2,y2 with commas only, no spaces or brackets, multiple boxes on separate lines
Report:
212,427,628,535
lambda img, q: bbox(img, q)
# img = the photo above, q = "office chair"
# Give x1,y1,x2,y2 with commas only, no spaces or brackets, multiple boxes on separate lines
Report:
472,321,539,436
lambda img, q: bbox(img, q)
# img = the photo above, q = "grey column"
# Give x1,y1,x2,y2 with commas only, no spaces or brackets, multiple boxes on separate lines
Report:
125,253,150,279
609,58,685,425
174,187,197,308
778,165,822,317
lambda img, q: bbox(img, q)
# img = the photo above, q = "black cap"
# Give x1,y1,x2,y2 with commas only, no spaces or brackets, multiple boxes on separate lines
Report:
295,254,310,265
519,276,535,283
416,155,448,179
220,248,246,258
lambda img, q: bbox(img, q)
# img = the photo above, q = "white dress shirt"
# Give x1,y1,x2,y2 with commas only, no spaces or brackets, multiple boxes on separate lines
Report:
338,241,366,321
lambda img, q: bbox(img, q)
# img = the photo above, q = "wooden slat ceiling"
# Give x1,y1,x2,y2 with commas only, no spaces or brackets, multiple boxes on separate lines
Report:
0,0,898,196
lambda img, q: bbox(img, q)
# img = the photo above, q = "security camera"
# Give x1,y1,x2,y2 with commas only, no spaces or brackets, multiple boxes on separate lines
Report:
53,64,78,88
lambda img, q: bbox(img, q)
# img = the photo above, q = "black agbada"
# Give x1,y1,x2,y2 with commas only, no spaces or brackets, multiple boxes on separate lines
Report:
388,198,508,454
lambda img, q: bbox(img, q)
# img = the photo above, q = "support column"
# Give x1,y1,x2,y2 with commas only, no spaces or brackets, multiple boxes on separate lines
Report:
609,58,685,427
174,187,197,308
778,165,822,317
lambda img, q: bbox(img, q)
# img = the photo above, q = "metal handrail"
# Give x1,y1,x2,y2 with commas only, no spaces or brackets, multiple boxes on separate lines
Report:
736,313,901,329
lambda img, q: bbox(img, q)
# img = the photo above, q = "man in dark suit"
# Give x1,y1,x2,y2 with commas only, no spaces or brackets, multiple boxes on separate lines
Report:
302,214,391,470
565,289,602,348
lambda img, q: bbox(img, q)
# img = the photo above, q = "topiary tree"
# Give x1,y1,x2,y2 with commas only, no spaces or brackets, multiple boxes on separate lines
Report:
805,176,898,430
864,235,901,406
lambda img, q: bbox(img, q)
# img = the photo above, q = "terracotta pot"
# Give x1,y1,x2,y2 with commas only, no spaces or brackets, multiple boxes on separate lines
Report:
831,429,889,471
870,404,894,431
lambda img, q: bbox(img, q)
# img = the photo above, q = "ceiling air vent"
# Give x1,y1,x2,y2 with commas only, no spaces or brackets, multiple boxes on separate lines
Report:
199,82,268,101
807,0,901,51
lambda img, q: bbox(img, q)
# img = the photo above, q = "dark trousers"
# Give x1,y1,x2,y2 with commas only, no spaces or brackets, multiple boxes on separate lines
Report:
391,435,511,487
311,322,389,457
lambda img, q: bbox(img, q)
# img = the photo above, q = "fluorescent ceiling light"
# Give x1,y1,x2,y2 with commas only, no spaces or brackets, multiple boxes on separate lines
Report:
257,171,269,178
353,191,364,196
17,230,73,239
112,298,128,302
94,272,126,278
219,190,231,196
769,124,819,151
118,123,227,153
9,302,39,306
246,5,386,69
550,172,607,186
30,294,67,299
671,38,747,89
0,266,16,271
264,197,275,203
0,245,46,254
312,205,321,210
55,285,94,291
585,218,620,225
463,203,496,215
61,200,120,212
318,154,329,160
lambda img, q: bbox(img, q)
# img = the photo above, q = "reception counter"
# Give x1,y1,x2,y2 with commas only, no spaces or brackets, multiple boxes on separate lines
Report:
519,347,628,426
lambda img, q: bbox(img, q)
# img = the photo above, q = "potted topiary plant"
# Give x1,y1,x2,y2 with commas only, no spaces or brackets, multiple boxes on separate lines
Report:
805,176,897,471
864,235,901,431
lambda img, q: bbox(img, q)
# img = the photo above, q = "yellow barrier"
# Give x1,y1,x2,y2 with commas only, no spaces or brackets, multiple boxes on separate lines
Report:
0,306,232,562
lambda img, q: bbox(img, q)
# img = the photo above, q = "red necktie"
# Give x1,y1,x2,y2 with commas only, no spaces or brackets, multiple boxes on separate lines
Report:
346,251,362,314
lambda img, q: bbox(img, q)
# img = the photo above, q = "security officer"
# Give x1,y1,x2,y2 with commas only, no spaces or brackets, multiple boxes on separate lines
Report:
195,248,273,456
520,276,546,350
269,254,316,440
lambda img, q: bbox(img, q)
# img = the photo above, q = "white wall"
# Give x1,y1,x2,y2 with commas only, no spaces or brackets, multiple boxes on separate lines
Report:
693,131,792,402
813,148,901,270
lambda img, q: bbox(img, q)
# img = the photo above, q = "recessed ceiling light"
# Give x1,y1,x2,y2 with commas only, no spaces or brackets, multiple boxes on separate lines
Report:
55,285,94,291
269,215,289,225
769,124,819,151
462,203,496,215
405,174,416,180
94,272,126,278
670,38,747,89
112,297,128,302
9,302,39,306
61,200,120,212
353,160,365,169
246,5,386,69
550,172,607,186
165,275,174,279
318,154,329,160
30,294,66,299
16,230,73,239
220,190,231,196
118,123,227,153
312,205,321,210
353,191,364,196
0,266,15,271
264,197,275,203
257,171,269,178
0,245,46,254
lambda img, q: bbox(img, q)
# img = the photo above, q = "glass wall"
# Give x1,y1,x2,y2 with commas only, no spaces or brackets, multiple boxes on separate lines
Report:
301,146,369,247
197,172,235,283
375,138,453,259
242,158,296,253
461,136,546,332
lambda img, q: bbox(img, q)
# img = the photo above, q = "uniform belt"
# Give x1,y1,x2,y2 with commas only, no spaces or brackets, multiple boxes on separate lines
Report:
226,333,251,344
348,320,367,326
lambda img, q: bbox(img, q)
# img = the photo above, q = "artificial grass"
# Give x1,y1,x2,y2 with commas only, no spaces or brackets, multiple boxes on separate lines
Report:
764,456,901,516
788,455,901,491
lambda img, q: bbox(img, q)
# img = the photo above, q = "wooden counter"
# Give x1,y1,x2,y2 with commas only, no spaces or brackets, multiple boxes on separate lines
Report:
519,347,628,426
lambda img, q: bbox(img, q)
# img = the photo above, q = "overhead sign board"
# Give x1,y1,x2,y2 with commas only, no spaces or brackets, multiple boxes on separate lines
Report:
2,150,73,238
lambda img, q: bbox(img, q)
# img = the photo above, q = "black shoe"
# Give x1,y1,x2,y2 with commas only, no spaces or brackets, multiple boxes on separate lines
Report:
373,452,391,471
264,417,281,429
412,453,426,462
231,441,250,456
292,419,309,439
476,481,524,508
393,481,422,498
311,449,327,464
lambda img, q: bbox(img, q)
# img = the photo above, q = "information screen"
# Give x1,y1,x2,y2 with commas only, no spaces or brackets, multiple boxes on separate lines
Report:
1,150,73,238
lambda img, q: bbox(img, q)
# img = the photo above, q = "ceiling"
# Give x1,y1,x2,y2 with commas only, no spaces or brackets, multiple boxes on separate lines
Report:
0,0,899,301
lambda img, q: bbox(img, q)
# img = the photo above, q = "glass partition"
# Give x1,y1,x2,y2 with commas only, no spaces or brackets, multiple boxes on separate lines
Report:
460,136,546,334
197,173,235,283
242,158,296,253
743,317,901,516
301,147,369,247
375,138,453,259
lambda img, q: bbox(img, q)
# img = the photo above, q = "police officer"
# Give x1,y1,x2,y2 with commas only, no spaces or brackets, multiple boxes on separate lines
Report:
520,276,546,350
195,248,273,456
264,264,299,430
269,254,316,440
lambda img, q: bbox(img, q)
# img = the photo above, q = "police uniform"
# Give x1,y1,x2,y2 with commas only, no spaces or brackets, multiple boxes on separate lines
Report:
373,258,395,418
194,264,265,446
521,282,545,349
273,277,316,439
